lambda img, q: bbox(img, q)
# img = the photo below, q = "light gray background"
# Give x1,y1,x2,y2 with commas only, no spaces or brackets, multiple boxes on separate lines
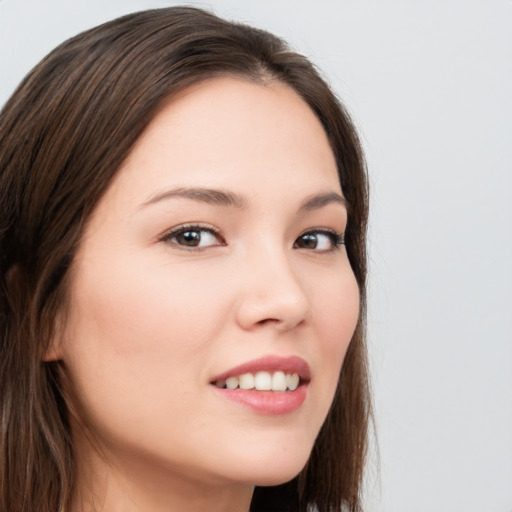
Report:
1,1,511,511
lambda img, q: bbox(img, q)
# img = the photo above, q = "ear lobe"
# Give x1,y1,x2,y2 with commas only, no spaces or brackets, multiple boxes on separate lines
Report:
43,309,66,362
7,263,66,362
43,342,63,362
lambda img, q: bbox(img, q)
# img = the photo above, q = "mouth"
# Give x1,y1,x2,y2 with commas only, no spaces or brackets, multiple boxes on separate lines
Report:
212,371,302,392
209,355,310,415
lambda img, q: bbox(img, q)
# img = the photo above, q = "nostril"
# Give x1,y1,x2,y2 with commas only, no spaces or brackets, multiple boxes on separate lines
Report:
255,317,306,330
256,318,279,326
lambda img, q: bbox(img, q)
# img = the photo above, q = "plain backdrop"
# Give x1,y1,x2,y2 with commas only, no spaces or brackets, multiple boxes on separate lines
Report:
1,1,511,511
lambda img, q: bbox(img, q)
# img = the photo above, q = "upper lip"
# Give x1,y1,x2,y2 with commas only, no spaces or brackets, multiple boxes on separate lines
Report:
210,355,311,383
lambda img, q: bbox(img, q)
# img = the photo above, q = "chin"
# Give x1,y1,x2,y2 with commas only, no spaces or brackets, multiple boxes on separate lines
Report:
244,462,307,487
223,443,313,487
249,467,304,488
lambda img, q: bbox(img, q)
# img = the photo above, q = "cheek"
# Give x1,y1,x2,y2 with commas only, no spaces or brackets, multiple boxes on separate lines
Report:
61,251,241,419
60,256,235,457
310,266,360,391
68,252,229,355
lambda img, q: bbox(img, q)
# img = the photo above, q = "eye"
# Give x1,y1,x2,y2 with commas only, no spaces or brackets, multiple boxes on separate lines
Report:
293,229,344,252
161,224,225,249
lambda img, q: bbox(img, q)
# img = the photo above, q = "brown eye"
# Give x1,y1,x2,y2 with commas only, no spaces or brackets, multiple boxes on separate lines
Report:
175,230,202,246
163,225,225,248
296,233,320,249
293,230,343,251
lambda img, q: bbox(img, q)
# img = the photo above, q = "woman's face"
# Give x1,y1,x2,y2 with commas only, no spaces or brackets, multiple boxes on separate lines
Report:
57,77,359,489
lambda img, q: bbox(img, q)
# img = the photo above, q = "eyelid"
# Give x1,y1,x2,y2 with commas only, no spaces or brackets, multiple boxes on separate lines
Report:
158,224,345,252
294,227,345,251
159,223,225,248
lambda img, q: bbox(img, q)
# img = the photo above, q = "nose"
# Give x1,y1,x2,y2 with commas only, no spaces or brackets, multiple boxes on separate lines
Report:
234,249,310,332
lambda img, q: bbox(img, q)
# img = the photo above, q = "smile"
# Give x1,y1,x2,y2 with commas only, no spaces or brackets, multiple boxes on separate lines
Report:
210,355,310,415
213,371,300,391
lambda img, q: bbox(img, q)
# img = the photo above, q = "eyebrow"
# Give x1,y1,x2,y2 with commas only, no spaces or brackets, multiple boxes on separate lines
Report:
141,187,348,212
298,191,349,213
141,187,248,209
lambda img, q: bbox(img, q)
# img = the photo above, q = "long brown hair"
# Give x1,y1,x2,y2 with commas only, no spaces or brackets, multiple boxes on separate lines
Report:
0,7,370,512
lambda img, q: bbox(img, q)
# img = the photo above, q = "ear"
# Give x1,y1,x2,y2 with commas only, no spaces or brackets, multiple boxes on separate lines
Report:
43,342,63,362
7,263,66,362
43,308,66,362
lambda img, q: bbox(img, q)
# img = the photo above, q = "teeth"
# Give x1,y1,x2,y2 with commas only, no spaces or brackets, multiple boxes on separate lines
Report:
287,373,300,391
254,371,272,390
214,371,301,391
225,377,238,390
272,371,287,391
215,379,226,388
239,373,255,389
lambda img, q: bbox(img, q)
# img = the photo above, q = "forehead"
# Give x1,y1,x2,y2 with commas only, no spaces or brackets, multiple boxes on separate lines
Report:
102,77,341,211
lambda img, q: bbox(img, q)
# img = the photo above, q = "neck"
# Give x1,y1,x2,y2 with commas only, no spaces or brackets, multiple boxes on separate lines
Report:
69,437,254,512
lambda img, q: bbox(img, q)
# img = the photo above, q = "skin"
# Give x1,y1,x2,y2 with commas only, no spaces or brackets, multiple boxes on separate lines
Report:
51,77,360,512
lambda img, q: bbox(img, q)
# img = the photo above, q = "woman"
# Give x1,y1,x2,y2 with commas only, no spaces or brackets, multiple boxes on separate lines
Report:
0,7,370,512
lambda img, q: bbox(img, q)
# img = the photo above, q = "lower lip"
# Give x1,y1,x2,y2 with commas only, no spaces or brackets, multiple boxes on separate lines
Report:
212,385,308,415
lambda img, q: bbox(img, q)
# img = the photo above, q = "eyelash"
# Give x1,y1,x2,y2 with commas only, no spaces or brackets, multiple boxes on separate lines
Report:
160,224,345,252
294,229,345,252
160,223,225,249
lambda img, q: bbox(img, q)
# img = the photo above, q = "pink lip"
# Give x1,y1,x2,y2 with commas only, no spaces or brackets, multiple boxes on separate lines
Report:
210,355,310,416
